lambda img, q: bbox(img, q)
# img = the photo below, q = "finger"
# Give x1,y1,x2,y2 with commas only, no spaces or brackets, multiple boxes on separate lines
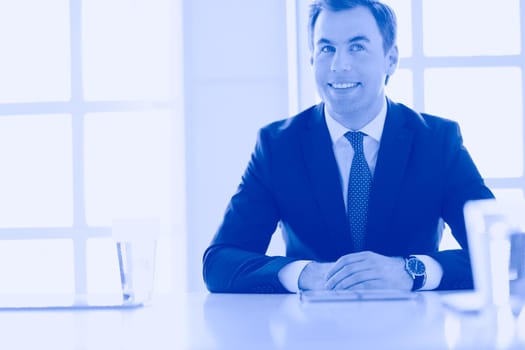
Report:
325,264,374,289
325,252,371,280
328,269,378,290
324,261,371,289
345,279,383,290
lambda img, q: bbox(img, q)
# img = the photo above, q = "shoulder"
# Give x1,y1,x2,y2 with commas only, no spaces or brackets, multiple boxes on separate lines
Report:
258,103,323,142
388,100,461,136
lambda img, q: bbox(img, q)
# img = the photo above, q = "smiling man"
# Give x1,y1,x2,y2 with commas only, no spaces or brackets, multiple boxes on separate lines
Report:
203,0,494,293
312,5,397,131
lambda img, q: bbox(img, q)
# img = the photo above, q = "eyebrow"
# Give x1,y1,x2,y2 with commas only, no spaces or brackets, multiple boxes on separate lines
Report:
316,35,371,46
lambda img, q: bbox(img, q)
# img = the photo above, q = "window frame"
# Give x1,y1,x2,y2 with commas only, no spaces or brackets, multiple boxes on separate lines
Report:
0,0,182,296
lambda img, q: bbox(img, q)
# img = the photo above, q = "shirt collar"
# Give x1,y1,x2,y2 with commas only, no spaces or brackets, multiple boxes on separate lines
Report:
324,98,387,144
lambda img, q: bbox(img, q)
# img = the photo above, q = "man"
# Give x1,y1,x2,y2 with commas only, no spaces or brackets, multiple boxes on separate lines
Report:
202,0,494,293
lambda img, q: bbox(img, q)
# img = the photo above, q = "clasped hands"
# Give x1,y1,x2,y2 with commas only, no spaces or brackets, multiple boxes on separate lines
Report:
298,251,413,291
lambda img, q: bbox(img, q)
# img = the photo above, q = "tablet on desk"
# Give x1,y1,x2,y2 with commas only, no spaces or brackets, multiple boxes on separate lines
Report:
299,289,418,303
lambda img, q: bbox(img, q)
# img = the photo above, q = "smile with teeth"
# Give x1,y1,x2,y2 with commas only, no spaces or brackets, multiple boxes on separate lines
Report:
330,82,359,89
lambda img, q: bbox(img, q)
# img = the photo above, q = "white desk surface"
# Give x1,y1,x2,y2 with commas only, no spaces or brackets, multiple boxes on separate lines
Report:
0,292,524,349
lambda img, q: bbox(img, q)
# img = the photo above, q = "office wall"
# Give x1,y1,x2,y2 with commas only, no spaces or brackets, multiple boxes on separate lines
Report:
183,0,290,291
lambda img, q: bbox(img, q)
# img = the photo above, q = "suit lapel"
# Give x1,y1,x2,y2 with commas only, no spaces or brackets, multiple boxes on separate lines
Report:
366,100,414,248
301,104,353,256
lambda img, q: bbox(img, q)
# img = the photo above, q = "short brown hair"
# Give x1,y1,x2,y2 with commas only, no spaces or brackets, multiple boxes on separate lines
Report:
308,0,397,53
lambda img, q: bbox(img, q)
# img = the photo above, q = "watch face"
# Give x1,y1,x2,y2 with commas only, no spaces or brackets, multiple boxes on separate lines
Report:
407,258,426,276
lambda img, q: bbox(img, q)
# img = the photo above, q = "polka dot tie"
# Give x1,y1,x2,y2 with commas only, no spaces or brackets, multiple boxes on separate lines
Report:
345,131,372,252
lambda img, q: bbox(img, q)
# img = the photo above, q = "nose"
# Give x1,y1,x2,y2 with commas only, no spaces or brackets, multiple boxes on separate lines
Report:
331,51,352,72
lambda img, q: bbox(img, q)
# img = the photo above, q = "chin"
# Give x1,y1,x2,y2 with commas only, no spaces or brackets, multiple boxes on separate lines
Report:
328,104,358,117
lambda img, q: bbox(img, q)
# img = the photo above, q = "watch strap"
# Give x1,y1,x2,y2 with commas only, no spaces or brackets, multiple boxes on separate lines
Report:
404,256,427,291
412,272,425,291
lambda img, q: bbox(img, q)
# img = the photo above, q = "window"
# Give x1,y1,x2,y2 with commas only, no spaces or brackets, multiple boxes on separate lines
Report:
289,0,524,250
0,0,182,298
386,0,524,195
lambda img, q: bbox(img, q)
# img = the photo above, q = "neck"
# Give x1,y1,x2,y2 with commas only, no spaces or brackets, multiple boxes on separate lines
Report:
327,98,385,130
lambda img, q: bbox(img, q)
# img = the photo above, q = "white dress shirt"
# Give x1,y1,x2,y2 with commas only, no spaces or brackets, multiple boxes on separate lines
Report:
278,99,443,292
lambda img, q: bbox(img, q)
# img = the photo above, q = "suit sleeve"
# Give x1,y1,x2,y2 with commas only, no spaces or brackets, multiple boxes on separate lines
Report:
202,127,298,293
428,122,494,290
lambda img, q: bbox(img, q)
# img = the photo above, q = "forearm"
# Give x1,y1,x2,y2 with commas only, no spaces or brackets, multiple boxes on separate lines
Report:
427,249,473,290
203,244,297,293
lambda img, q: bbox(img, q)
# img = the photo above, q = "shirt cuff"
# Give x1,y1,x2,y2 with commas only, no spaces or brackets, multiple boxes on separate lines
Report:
278,260,312,293
413,254,443,290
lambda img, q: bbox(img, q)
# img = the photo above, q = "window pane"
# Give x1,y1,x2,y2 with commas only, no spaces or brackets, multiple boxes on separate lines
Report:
0,0,70,102
423,0,521,56
84,111,171,225
0,239,74,294
383,0,412,57
0,115,73,227
82,0,171,101
424,67,523,178
386,68,413,107
492,188,524,202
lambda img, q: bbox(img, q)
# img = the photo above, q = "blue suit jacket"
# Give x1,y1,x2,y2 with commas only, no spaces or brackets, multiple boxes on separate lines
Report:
203,100,494,293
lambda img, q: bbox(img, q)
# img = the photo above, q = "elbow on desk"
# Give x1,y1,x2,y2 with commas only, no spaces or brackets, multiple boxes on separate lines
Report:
202,245,293,293
202,246,228,293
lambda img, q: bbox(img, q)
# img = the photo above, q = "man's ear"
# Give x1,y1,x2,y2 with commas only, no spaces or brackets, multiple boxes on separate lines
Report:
386,44,399,76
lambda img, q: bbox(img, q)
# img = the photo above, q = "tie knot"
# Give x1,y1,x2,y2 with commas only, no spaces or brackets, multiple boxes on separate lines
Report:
345,131,365,153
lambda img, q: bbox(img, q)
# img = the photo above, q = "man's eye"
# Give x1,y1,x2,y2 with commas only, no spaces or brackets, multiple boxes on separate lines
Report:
320,46,335,53
349,43,365,52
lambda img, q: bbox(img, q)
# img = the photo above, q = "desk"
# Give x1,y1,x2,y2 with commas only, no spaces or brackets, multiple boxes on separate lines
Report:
196,292,525,350
0,292,524,349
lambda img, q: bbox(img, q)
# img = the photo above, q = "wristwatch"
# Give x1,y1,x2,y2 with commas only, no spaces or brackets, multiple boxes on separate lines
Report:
404,256,426,291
